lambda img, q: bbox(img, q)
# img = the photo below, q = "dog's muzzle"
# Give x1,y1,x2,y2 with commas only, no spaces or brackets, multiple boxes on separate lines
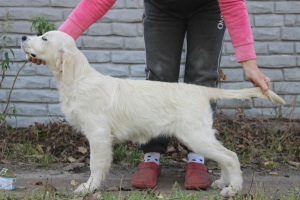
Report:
21,36,37,58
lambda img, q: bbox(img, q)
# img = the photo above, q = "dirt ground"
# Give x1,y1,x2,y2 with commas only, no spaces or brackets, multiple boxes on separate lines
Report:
1,162,299,197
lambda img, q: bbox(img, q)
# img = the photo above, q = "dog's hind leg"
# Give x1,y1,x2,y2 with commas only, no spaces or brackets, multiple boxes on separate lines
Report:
75,128,113,194
178,131,242,197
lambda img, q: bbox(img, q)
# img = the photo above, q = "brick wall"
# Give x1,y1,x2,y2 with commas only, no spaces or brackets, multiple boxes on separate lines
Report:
0,0,299,128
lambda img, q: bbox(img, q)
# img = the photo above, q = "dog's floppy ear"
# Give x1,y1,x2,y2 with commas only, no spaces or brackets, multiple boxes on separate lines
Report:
56,50,74,86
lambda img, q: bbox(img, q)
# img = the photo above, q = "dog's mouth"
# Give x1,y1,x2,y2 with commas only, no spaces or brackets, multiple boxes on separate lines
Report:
21,42,37,59
30,53,37,58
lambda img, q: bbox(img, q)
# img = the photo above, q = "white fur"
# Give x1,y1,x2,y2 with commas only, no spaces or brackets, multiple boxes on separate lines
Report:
21,31,285,197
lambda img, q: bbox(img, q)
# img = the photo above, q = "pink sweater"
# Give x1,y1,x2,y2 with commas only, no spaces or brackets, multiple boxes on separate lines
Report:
59,0,255,62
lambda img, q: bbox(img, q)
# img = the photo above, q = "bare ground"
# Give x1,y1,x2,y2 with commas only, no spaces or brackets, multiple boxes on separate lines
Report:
1,162,299,198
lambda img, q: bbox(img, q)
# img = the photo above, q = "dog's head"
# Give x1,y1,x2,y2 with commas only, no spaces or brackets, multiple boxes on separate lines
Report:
21,31,76,86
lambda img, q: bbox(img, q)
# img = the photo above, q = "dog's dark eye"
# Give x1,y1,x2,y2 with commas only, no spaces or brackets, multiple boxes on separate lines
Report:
42,36,47,41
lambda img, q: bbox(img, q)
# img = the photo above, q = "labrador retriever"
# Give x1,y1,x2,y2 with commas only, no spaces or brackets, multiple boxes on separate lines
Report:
21,31,285,196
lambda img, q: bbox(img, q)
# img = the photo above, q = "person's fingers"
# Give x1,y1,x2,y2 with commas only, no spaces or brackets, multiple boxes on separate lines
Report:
36,59,41,65
28,57,32,62
42,60,46,65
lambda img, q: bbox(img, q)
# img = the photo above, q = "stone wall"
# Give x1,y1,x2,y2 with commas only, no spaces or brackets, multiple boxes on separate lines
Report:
0,0,299,128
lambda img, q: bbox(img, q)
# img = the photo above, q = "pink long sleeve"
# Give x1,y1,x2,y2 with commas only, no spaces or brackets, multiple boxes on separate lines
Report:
59,0,116,40
218,0,256,62
60,0,255,62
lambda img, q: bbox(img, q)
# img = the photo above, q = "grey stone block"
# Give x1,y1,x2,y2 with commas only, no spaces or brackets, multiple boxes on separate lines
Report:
138,0,144,8
101,10,143,23
252,28,280,41
16,116,51,128
282,27,300,40
48,103,64,116
283,95,299,106
254,15,284,27
137,24,143,36
62,9,74,20
253,98,280,108
257,56,297,68
112,51,145,63
254,42,269,54
4,117,17,128
9,89,60,103
83,37,123,49
112,23,137,36
246,2,274,14
217,99,252,108
243,108,279,118
7,21,33,34
36,65,53,76
260,69,283,81
126,0,139,8
51,0,80,7
0,90,6,102
125,37,145,49
0,34,17,47
91,64,130,77
14,103,48,116
5,62,36,76
220,56,241,68
1,76,50,89
6,49,27,62
82,50,111,63
285,15,297,27
112,0,125,9
221,68,244,82
50,77,58,89
296,15,300,26
8,8,63,21
219,82,253,90
88,23,112,36
224,43,234,54
281,107,300,120
284,68,300,81
130,64,145,77
0,0,50,7
275,2,300,14
274,82,300,94
268,42,295,54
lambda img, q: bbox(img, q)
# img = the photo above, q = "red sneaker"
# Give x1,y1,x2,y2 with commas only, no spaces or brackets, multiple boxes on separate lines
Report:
184,162,209,189
131,162,161,189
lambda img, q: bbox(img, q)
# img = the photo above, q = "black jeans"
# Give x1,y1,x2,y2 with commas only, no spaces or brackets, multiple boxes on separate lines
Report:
140,0,226,154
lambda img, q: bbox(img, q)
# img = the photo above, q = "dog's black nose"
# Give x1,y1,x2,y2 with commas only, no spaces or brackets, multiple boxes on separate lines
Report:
22,35,27,42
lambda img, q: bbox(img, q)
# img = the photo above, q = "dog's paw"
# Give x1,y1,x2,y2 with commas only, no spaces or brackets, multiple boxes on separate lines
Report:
211,179,229,189
74,183,98,195
220,185,241,197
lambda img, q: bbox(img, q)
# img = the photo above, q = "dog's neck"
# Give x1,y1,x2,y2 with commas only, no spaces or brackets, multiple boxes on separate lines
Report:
46,48,94,89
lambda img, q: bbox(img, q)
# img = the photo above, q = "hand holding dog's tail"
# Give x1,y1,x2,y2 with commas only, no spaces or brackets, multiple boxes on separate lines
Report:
207,87,285,105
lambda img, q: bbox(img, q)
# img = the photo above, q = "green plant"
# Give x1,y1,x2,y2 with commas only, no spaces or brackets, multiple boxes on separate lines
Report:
0,11,20,126
30,16,56,36
0,11,14,86
113,144,141,167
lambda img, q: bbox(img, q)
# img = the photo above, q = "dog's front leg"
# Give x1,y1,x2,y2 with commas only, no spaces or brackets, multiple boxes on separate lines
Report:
74,131,113,194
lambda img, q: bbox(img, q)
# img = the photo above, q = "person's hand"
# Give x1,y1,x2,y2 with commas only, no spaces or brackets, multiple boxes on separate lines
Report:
241,59,270,96
28,57,46,65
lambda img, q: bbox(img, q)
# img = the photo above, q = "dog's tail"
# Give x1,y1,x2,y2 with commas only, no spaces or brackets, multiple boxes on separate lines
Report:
205,87,285,105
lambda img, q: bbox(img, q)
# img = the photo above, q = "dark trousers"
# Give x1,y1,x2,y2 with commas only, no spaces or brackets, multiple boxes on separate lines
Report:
140,0,226,154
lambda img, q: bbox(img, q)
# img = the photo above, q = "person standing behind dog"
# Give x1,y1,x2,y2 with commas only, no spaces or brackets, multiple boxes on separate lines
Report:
30,0,271,190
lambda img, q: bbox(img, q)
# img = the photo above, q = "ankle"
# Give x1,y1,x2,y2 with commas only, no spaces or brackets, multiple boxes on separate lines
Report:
144,152,160,165
188,153,205,164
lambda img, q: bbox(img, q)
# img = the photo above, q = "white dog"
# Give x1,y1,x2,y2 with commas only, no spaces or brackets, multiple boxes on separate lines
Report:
21,31,285,197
